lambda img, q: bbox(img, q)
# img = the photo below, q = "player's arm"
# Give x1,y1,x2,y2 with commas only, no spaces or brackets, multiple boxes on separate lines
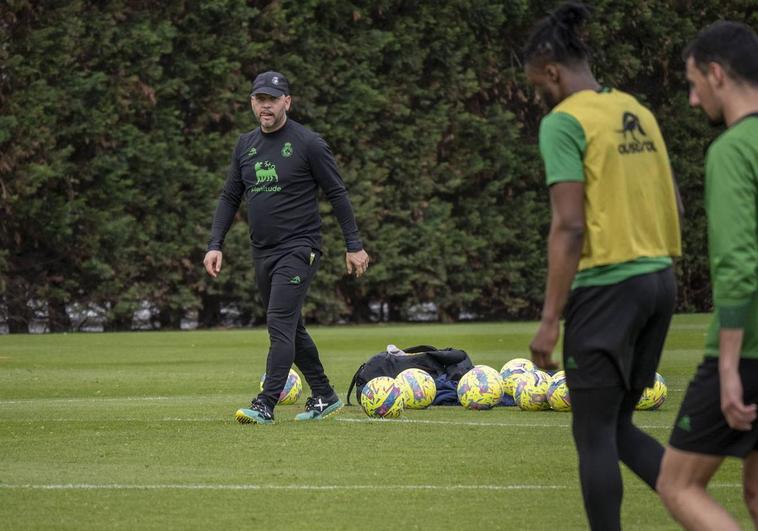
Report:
706,138,758,429
204,140,245,278
530,182,585,369
307,136,369,277
529,112,587,370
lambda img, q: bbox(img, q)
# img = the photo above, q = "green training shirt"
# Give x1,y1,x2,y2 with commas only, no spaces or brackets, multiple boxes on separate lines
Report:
704,113,758,359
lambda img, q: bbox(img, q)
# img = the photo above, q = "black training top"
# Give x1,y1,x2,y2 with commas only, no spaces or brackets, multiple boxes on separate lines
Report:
207,119,363,258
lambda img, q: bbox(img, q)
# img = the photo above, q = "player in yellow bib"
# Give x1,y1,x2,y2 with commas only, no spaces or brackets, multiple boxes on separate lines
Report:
523,3,682,530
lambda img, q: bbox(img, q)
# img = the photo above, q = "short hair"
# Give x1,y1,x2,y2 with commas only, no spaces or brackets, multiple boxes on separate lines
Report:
523,2,592,66
683,21,758,85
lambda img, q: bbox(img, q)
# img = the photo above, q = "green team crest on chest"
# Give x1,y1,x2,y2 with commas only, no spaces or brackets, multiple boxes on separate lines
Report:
281,142,293,157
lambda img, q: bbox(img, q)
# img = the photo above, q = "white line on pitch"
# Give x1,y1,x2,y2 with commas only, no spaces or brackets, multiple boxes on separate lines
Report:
0,416,673,429
337,417,570,428
335,417,672,430
0,395,241,405
0,482,742,491
0,483,567,491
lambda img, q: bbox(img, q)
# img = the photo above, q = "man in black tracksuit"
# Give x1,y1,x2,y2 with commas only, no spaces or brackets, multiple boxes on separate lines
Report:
203,71,370,425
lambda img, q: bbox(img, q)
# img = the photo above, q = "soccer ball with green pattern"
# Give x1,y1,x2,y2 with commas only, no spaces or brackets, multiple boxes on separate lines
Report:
361,376,405,418
547,374,571,412
636,373,668,411
396,368,436,409
514,370,552,411
457,367,504,410
259,368,302,405
500,358,537,397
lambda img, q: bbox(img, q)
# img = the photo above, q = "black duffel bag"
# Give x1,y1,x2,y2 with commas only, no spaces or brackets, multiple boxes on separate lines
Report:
346,345,473,405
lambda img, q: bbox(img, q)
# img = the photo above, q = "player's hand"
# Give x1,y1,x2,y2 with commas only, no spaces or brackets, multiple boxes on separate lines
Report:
203,250,223,278
529,318,561,371
720,368,756,431
346,250,370,278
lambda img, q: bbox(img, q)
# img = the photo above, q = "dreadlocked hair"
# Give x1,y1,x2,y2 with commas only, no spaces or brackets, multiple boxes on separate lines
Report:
524,2,592,66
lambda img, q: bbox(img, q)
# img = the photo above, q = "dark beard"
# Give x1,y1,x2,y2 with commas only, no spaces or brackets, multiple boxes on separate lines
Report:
708,114,725,127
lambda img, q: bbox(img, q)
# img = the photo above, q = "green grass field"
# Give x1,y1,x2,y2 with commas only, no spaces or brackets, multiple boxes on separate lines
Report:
0,314,750,530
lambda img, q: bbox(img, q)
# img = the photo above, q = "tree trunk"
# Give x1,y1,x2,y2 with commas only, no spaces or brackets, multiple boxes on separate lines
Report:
158,306,182,330
6,277,31,334
198,293,221,328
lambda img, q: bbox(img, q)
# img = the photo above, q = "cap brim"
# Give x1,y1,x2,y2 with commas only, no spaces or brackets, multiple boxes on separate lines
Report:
251,88,287,97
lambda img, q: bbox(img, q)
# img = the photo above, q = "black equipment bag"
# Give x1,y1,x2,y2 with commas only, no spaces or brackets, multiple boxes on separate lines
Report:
346,345,474,405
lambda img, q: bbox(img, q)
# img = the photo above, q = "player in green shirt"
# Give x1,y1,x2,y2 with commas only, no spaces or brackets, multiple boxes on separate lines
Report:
657,21,758,530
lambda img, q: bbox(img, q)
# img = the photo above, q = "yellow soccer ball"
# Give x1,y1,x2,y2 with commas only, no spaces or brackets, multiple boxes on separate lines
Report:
457,367,503,410
636,373,668,411
259,369,302,405
547,376,571,412
514,370,552,411
396,368,436,409
361,376,405,418
500,358,537,397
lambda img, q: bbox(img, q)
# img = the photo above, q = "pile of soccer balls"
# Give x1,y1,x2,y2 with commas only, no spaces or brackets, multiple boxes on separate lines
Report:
360,368,437,418
492,358,667,413
358,358,667,417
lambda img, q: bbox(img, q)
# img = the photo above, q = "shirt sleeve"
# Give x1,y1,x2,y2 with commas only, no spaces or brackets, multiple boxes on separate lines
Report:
706,136,758,329
207,139,245,251
539,111,587,186
307,135,363,252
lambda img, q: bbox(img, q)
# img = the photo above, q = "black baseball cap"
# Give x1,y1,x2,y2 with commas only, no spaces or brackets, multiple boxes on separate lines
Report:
251,71,290,97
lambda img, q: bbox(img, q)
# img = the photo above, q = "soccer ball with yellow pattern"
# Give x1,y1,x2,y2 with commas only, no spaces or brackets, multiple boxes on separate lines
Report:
259,369,302,405
500,358,537,397
514,370,552,411
547,374,571,412
361,376,405,418
396,368,436,409
457,367,503,410
636,373,668,411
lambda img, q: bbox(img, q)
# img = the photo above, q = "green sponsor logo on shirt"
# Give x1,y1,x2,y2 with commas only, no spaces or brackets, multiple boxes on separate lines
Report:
617,111,657,155
281,142,293,158
249,161,282,193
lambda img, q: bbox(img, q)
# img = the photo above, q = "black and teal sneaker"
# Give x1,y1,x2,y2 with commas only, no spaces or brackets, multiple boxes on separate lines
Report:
294,395,343,421
235,399,274,425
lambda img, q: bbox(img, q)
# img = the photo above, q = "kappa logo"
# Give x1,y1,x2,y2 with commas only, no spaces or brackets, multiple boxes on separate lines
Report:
617,111,657,155
247,147,257,158
289,275,302,285
565,356,579,369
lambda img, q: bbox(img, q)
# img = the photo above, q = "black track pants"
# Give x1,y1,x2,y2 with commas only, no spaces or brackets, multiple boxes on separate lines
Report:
254,246,333,409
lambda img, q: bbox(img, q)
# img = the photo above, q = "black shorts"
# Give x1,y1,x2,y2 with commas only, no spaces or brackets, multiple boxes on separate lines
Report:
562,267,676,390
670,357,758,458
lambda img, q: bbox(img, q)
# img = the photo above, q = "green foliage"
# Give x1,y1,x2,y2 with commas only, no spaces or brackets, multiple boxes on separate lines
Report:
2,1,752,330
